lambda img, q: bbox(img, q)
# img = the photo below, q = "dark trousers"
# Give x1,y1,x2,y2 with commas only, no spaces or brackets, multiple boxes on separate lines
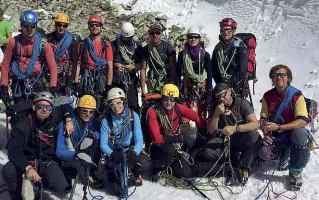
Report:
113,80,139,113
150,144,192,178
1,161,68,200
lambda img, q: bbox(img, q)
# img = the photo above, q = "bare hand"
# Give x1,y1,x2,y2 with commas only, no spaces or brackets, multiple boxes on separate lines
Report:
114,63,124,72
125,65,135,73
263,122,279,132
263,135,273,146
65,121,75,136
223,125,236,137
26,168,42,182
215,103,225,116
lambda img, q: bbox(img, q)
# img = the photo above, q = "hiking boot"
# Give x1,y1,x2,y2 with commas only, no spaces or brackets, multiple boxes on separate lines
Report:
134,174,143,186
89,175,104,188
289,170,303,190
278,157,290,171
238,168,249,185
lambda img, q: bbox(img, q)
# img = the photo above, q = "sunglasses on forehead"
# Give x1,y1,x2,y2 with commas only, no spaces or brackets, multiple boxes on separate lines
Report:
56,23,68,28
36,104,53,111
215,90,228,99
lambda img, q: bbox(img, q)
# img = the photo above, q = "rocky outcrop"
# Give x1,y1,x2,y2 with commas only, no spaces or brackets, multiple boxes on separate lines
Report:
1,0,209,50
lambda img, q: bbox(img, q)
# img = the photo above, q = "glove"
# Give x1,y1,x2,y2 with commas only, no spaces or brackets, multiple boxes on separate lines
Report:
72,82,81,97
127,152,139,167
49,87,57,97
1,86,9,102
163,134,184,144
110,150,122,164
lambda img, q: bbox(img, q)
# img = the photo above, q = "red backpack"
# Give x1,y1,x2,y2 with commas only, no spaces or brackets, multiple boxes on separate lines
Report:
235,33,257,81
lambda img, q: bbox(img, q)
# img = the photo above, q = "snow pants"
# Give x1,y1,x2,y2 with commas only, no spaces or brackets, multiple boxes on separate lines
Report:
1,160,68,200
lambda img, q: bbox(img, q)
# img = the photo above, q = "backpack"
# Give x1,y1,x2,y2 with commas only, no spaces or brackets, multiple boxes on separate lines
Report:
235,33,257,81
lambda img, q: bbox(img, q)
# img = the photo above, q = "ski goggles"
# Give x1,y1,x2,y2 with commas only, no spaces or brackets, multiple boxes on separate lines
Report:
78,108,95,114
89,23,102,28
56,23,68,28
162,97,176,102
220,28,234,34
150,31,161,36
36,104,53,111
271,73,287,79
187,35,200,40
109,100,124,108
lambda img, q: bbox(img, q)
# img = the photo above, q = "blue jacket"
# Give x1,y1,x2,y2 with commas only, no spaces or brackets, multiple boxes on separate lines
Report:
56,112,100,162
100,109,143,158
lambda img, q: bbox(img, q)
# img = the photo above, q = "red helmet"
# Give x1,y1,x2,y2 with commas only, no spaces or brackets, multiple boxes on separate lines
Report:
88,14,103,25
219,18,237,29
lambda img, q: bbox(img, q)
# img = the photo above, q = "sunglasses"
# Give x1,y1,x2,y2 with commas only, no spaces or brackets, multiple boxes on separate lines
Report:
22,25,36,29
150,31,161,36
271,73,287,79
187,35,200,40
162,97,176,102
109,100,124,108
78,108,95,114
89,23,102,28
36,104,53,111
215,90,228,99
220,29,233,34
56,23,68,28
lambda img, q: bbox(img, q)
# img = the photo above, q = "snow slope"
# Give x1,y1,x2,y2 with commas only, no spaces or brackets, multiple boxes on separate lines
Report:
1,0,319,199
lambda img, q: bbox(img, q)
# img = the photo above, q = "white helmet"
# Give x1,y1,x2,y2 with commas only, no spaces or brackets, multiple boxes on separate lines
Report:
120,22,135,38
34,91,54,105
187,27,201,37
107,88,126,102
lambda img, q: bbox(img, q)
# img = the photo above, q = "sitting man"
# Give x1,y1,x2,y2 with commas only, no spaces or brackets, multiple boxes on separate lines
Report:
1,91,74,200
207,82,260,185
100,88,150,197
146,83,206,181
56,95,102,189
259,64,310,190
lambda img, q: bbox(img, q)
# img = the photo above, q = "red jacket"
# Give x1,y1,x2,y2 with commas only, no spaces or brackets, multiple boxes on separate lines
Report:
147,103,206,145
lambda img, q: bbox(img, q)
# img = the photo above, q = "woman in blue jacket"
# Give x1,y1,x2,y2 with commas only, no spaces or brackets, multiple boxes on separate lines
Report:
100,87,150,195
56,95,101,187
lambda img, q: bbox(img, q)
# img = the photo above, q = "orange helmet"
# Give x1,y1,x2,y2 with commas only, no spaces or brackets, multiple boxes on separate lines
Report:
55,13,69,24
88,14,103,25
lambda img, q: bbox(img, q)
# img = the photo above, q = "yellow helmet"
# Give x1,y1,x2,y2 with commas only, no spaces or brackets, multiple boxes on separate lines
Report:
78,95,96,109
161,84,179,98
55,13,69,24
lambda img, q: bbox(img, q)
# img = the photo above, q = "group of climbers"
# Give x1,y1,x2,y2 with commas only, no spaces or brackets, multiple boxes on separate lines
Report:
0,8,314,199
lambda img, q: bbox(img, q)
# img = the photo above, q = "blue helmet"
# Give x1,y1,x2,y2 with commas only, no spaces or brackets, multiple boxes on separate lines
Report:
20,10,38,25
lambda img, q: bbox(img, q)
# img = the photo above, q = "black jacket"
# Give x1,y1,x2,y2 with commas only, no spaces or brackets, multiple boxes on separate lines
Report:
46,31,79,83
7,104,73,172
111,37,143,84
177,48,212,91
211,37,248,92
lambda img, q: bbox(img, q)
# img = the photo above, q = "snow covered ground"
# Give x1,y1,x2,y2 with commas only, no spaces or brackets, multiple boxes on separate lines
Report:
1,0,319,199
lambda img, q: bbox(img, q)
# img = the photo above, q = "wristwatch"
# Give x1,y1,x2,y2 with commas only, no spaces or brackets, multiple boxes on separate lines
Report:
236,125,240,132
277,125,283,132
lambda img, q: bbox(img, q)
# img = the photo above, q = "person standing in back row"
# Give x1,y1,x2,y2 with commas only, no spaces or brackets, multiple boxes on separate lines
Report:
140,23,177,96
211,18,248,96
77,14,113,111
112,22,142,113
